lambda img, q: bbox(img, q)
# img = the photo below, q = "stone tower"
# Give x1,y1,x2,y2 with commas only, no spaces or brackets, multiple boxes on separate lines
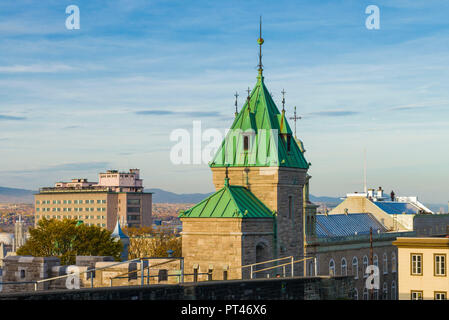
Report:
180,21,310,279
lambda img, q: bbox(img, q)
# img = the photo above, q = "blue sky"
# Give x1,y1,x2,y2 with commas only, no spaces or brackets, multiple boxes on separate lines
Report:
1,0,449,204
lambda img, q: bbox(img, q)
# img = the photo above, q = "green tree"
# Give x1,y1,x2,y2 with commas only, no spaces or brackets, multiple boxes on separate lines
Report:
17,218,122,265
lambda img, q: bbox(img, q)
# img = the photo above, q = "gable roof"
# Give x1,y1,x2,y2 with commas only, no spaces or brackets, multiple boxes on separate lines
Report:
316,213,386,238
179,179,275,219
210,75,309,169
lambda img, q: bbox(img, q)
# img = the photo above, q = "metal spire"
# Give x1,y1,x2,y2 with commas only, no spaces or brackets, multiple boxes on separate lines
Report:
257,16,264,76
281,89,286,112
234,91,239,117
289,106,302,138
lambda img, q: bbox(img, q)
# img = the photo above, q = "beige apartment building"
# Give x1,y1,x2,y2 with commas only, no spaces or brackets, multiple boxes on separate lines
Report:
393,237,449,300
34,169,152,231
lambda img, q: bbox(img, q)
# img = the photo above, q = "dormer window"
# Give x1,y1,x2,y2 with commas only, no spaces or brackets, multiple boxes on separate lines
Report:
243,135,249,151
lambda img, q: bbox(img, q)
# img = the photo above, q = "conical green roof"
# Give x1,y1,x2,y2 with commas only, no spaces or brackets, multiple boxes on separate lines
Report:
210,75,309,169
179,179,275,219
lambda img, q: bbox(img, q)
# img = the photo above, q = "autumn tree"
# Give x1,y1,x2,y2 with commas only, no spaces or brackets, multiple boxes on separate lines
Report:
17,218,122,265
127,229,181,259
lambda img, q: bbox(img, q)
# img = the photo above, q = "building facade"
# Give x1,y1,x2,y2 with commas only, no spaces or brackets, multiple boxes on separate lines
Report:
393,236,449,300
34,169,152,231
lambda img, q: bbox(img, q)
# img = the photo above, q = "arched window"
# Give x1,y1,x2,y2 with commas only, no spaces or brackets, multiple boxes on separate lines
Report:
391,281,396,300
383,253,388,274
373,254,378,267
363,255,369,278
353,288,358,300
329,259,335,276
352,257,359,279
341,258,347,276
382,282,388,300
363,288,368,300
391,252,397,273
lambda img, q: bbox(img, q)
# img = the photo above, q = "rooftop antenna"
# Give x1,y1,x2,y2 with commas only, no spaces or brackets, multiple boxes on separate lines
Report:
257,16,264,76
289,106,302,138
234,91,239,117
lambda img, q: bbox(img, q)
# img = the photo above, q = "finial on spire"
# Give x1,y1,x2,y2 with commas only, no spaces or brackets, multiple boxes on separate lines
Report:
281,89,286,112
257,16,264,76
234,91,239,116
289,106,302,138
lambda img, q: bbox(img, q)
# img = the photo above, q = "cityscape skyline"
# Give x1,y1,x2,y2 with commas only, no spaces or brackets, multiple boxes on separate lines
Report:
1,1,449,203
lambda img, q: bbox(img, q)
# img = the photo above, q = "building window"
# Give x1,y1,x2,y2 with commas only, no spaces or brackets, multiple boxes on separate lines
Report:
383,253,388,274
411,254,423,275
434,292,447,300
353,288,358,300
373,254,378,267
352,257,359,279
329,259,335,276
391,281,396,300
127,199,141,205
363,256,369,278
341,258,347,276
382,282,388,300
411,291,423,300
363,288,368,300
434,254,446,276
392,252,397,273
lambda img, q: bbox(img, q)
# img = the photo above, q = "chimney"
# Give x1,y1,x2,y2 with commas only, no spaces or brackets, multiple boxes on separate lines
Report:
390,190,395,202
377,186,383,198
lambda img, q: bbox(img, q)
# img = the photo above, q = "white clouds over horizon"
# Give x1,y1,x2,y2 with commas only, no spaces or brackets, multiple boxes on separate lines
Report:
0,1,449,203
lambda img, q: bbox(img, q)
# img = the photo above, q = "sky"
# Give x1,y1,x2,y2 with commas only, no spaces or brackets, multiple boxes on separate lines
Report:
0,0,449,204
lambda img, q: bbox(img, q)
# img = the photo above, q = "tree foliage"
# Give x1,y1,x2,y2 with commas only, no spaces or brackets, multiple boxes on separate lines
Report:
126,228,181,259
17,218,122,265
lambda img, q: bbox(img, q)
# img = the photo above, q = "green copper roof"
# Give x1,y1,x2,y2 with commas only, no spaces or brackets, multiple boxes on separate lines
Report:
179,179,275,219
210,75,309,169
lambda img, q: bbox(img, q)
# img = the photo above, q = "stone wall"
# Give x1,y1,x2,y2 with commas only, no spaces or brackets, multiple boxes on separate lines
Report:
0,275,354,300
211,166,307,276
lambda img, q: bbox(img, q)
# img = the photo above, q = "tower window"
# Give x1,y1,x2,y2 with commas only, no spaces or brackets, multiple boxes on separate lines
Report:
287,134,292,152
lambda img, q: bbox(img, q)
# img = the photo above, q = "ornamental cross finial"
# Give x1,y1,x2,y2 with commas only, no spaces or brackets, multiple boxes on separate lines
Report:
289,106,302,138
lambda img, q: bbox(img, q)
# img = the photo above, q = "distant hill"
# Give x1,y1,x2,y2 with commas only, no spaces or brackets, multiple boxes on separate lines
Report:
309,194,342,205
145,188,213,204
0,187,35,203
